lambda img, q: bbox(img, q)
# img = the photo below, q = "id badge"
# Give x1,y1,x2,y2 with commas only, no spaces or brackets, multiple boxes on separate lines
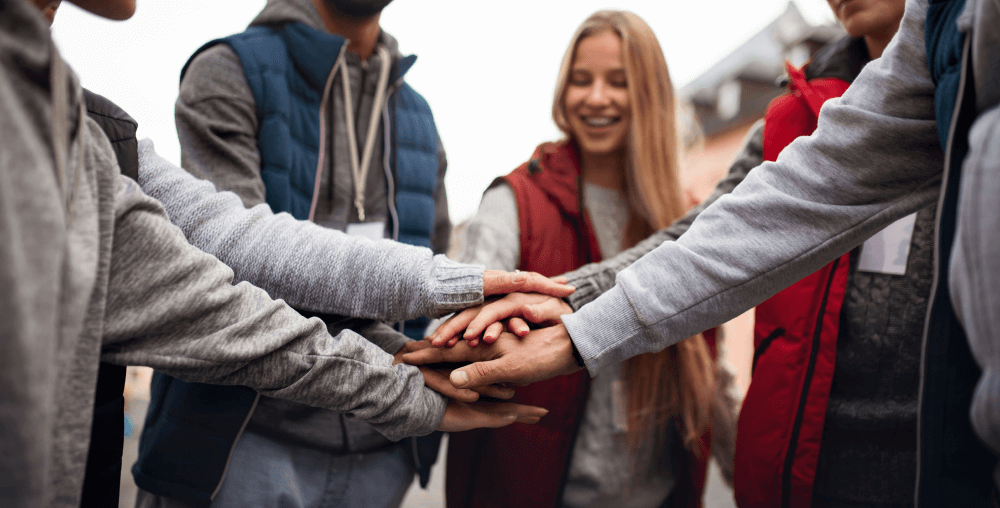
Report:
857,213,917,276
345,221,386,242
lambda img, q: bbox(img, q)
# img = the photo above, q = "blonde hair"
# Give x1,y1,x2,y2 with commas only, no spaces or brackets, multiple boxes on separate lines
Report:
553,10,715,451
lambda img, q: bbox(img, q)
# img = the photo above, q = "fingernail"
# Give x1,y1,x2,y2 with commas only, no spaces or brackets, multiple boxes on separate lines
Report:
505,413,517,421
513,272,527,282
566,285,575,290
452,370,469,386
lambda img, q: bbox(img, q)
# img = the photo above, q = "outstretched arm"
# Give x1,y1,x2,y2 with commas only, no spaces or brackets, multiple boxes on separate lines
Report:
103,163,545,437
138,140,572,322
419,0,942,385
429,123,764,346
563,120,764,310
565,0,941,374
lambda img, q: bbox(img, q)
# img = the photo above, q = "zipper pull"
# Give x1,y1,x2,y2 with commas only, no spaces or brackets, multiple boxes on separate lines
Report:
355,197,366,222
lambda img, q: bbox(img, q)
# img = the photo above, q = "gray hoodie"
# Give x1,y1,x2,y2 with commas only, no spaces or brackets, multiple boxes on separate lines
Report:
0,2,450,506
175,0,450,250
172,0,453,455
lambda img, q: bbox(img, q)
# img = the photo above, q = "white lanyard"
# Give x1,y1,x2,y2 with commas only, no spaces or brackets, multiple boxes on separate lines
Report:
341,44,392,221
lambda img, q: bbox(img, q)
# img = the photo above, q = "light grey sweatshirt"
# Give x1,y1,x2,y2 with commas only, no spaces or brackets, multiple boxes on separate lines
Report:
138,138,482,327
0,3,455,506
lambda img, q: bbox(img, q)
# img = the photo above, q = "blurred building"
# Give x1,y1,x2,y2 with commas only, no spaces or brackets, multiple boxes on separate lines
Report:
680,2,844,202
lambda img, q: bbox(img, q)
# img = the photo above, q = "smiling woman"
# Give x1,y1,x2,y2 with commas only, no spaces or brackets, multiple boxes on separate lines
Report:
444,10,725,508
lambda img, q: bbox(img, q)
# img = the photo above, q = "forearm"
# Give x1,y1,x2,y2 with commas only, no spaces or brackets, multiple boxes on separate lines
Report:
564,121,763,310
102,176,445,439
311,314,412,355
138,140,482,320
564,0,941,373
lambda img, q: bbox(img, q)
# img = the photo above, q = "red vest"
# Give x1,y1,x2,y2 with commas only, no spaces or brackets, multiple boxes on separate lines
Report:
447,141,711,508
733,64,852,508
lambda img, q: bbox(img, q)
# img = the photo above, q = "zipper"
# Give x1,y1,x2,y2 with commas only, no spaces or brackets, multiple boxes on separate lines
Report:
913,34,972,508
308,43,349,222
210,392,261,501
780,257,840,508
382,88,399,242
752,327,786,375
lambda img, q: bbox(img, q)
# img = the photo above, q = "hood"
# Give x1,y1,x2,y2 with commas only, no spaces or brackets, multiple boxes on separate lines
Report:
251,0,326,31
804,35,871,84
250,0,403,63
506,141,584,218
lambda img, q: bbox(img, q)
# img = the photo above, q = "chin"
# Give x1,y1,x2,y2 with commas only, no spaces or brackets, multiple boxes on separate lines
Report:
70,0,136,20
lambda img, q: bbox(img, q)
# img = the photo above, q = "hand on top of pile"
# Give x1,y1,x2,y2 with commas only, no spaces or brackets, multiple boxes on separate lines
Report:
428,292,573,347
481,270,574,300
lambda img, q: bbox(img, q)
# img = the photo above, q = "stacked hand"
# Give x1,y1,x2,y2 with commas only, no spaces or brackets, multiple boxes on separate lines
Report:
397,270,577,432
428,292,573,347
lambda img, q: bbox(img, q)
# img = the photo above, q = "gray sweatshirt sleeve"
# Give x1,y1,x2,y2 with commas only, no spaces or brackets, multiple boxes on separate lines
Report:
100,173,445,440
457,182,521,270
175,44,265,208
563,0,943,374
564,121,764,311
138,139,483,321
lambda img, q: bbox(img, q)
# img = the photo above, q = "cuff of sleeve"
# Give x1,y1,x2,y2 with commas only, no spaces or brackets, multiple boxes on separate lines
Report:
412,387,448,437
561,284,648,375
563,273,604,311
427,255,485,316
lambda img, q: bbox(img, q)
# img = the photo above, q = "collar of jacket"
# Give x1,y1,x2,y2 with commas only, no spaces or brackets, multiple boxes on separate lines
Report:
804,35,871,84
279,22,417,90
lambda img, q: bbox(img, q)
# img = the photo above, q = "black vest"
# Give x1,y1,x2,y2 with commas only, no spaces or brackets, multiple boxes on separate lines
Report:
79,88,138,508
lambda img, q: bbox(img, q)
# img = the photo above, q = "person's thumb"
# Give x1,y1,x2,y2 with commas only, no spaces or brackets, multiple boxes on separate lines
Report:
450,358,515,388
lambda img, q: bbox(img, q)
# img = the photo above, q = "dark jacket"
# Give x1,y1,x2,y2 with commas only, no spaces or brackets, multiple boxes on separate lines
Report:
78,89,139,508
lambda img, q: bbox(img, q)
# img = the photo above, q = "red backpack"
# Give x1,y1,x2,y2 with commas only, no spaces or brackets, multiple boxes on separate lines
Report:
733,63,852,508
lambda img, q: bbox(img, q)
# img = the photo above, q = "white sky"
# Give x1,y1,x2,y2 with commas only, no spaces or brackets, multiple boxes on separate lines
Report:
51,0,835,224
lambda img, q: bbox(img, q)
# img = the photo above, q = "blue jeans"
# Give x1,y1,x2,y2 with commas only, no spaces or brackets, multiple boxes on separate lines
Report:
135,429,414,508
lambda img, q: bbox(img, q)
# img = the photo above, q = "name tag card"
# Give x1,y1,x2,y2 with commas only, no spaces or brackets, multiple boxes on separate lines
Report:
857,213,917,276
345,221,386,242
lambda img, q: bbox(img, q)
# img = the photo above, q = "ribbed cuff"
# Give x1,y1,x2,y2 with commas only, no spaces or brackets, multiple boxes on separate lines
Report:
564,274,604,311
426,255,484,317
561,284,647,375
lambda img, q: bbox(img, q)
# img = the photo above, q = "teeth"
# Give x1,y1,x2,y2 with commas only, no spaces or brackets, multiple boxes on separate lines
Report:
583,116,618,127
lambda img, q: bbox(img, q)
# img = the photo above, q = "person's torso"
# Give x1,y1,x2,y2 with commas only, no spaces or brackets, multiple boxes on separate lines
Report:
561,183,678,508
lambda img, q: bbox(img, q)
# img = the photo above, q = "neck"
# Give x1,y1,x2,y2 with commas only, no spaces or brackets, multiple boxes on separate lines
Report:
580,149,626,191
311,0,382,59
862,22,899,59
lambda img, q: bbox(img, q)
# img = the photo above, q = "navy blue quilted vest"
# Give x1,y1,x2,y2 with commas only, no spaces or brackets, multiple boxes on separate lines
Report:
132,24,443,507
919,2,996,507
